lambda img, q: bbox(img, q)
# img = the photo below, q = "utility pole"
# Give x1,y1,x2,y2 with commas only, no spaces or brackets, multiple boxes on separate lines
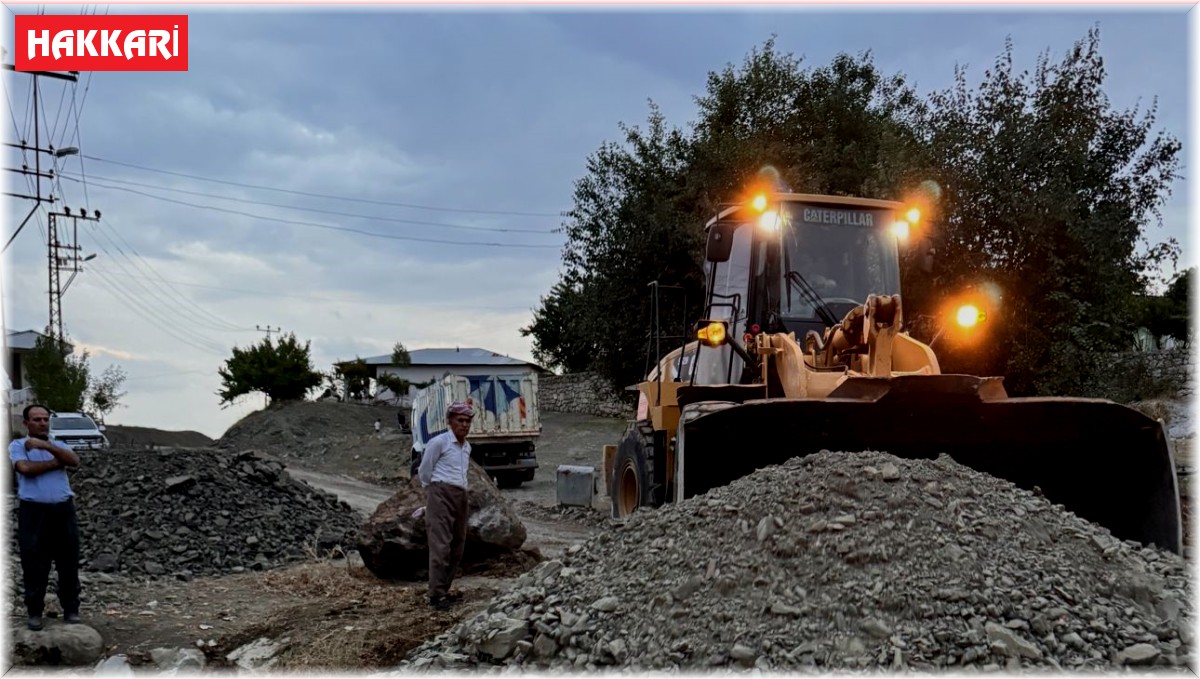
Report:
46,208,100,345
255,325,280,408
3,64,97,347
2,66,81,254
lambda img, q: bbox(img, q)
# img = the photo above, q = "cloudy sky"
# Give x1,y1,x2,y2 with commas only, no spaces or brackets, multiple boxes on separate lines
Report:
1,4,1191,439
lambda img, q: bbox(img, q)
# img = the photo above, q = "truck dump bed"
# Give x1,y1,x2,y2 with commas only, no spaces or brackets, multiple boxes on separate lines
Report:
411,374,541,453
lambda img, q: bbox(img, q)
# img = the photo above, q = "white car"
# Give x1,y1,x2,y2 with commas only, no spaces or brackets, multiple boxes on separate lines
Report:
49,412,109,451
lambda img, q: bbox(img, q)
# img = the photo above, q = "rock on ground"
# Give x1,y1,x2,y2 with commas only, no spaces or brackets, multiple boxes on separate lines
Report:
8,447,361,580
357,459,527,580
12,621,105,666
399,450,1193,672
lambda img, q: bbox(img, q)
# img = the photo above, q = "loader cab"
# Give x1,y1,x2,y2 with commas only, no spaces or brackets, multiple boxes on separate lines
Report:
767,198,904,339
704,193,908,337
698,193,913,385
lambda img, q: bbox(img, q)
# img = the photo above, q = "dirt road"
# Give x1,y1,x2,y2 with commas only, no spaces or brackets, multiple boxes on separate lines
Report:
287,467,395,517
286,466,596,559
500,411,628,511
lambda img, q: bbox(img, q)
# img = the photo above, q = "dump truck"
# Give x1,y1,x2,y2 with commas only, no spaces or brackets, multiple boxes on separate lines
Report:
410,373,541,487
607,189,1183,556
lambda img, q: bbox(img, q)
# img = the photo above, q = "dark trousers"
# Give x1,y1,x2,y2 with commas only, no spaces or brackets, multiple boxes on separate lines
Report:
17,499,81,617
426,482,468,600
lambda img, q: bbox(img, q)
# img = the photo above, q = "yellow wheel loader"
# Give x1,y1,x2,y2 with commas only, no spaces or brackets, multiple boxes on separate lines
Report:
606,190,1183,555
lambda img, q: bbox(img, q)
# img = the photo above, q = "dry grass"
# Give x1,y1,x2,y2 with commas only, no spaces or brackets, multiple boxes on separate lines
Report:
257,560,413,602
222,578,488,670
226,545,519,670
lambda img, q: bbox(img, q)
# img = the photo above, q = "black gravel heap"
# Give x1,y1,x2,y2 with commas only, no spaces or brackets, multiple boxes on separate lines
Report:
8,447,361,580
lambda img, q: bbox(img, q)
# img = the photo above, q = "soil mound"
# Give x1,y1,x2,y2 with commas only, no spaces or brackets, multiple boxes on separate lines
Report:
104,425,213,449
216,400,409,483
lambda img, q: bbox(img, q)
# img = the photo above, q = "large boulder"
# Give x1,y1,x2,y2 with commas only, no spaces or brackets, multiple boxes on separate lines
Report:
357,459,527,580
12,622,105,666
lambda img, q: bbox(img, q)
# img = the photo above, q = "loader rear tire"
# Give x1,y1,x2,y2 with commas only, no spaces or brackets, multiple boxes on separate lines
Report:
611,422,656,519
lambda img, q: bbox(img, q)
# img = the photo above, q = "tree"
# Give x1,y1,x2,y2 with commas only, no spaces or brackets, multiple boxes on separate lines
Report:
390,341,411,367
1132,266,1193,349
375,341,413,398
86,365,127,422
23,334,89,412
919,28,1182,394
218,332,324,406
528,30,1180,400
524,38,927,393
521,274,602,374
332,357,372,401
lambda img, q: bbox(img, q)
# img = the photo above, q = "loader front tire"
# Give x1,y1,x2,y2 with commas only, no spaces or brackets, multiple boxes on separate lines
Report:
611,422,656,519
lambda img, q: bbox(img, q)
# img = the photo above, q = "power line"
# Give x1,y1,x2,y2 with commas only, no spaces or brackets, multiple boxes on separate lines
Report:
85,266,542,311
60,178,564,250
80,224,242,349
82,267,230,356
92,220,250,333
80,153,567,218
57,172,560,234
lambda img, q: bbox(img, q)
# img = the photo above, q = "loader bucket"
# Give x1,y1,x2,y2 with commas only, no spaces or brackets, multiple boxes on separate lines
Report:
677,374,1182,555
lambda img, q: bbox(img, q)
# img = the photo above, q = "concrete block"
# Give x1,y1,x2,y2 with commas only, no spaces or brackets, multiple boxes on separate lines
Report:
557,465,597,507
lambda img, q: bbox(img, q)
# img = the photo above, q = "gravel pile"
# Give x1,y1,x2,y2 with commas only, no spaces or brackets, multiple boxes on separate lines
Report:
401,450,1193,672
10,447,361,580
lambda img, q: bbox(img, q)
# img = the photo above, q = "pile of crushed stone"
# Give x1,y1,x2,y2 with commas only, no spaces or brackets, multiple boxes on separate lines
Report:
9,448,361,580
400,450,1193,672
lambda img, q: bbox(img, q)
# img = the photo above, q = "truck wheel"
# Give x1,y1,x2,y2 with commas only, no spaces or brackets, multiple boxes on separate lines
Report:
611,422,656,519
496,474,524,489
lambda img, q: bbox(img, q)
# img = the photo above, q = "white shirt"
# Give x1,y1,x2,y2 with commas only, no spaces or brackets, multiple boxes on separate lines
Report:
418,431,470,489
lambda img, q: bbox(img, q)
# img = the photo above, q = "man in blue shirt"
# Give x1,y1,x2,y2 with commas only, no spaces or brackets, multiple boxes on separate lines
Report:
9,404,83,631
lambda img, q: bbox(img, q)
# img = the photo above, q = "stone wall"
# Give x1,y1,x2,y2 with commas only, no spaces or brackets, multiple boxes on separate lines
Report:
1086,348,1194,401
538,372,633,419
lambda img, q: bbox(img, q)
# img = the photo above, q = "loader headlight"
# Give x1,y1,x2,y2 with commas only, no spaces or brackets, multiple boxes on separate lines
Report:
696,320,728,347
890,220,910,241
751,194,769,212
758,209,780,232
955,304,984,328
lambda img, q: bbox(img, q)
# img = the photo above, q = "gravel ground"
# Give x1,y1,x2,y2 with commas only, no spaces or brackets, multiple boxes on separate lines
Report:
400,449,1193,672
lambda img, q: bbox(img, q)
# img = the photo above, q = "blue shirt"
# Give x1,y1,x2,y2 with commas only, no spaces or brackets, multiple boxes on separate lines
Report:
9,437,74,503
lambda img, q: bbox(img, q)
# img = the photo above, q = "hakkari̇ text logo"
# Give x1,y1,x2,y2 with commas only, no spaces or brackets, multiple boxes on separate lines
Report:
15,14,189,72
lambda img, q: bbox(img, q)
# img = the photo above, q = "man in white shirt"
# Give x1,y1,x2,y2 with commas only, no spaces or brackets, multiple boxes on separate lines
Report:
417,401,474,611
